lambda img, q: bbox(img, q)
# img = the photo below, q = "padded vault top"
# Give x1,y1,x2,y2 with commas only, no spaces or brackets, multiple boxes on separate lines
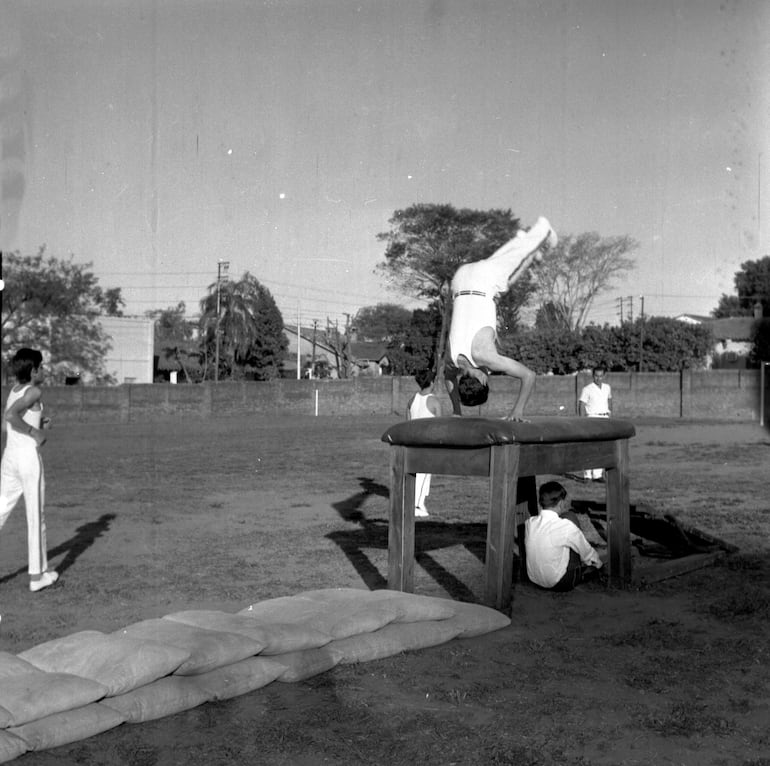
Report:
382,416,636,448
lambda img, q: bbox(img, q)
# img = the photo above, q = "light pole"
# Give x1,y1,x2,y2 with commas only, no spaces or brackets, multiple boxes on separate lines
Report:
638,295,645,372
214,260,229,382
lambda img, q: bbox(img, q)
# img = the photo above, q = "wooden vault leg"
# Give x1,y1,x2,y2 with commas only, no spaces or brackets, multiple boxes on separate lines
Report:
485,444,520,612
387,445,416,592
605,438,632,587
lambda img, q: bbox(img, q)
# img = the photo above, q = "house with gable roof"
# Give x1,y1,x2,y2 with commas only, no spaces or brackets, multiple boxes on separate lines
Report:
675,303,769,368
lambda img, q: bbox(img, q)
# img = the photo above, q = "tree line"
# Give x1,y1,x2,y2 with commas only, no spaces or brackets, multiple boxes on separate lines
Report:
2,204,768,383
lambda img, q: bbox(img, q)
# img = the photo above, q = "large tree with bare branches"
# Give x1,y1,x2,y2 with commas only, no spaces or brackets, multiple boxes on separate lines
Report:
533,232,638,331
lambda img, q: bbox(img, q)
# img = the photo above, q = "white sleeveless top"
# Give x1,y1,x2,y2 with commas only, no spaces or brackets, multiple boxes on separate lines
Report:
4,385,42,450
408,391,436,420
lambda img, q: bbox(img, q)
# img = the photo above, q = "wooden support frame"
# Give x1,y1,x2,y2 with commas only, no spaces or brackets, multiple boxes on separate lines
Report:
386,433,633,613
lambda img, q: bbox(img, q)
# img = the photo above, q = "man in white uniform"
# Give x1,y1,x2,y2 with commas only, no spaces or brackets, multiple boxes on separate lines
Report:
525,481,603,591
0,348,58,592
579,367,612,481
446,216,557,420
406,369,441,517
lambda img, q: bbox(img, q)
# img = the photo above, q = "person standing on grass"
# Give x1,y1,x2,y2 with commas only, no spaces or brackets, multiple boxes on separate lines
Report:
524,481,603,591
445,216,557,420
579,366,612,482
0,348,58,592
406,368,441,517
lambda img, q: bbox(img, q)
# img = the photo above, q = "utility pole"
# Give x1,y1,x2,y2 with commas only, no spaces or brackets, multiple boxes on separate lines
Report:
639,295,645,372
617,296,624,324
627,295,634,323
214,259,229,382
310,319,318,378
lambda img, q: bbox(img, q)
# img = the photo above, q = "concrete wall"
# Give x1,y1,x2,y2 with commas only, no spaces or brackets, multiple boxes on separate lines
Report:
5,369,766,424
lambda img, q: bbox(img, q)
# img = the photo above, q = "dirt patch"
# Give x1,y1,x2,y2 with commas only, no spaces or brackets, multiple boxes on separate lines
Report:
1,416,769,765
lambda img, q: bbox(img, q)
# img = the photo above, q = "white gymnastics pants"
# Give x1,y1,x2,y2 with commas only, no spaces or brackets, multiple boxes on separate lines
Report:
0,447,48,575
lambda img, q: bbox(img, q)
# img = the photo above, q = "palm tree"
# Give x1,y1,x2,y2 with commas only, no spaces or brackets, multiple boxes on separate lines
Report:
199,272,287,380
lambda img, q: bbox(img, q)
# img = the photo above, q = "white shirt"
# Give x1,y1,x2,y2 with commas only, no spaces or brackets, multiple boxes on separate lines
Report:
579,382,611,417
525,510,603,588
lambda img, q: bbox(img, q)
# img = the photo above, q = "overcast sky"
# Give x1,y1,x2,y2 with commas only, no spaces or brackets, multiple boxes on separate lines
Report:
2,0,768,327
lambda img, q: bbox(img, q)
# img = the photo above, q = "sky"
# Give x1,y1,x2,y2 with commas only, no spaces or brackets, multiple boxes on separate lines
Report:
2,0,769,329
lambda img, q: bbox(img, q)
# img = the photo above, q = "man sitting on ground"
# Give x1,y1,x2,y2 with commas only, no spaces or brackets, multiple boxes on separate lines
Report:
525,481,604,591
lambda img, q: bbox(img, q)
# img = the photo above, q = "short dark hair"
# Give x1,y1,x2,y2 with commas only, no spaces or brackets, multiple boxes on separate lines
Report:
12,348,43,384
592,366,606,375
414,368,435,390
458,374,489,407
539,481,566,510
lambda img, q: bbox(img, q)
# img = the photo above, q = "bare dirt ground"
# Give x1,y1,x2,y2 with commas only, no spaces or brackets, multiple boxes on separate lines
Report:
1,414,769,766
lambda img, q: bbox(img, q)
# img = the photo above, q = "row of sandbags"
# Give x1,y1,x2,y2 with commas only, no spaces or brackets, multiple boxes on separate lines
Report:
0,588,510,762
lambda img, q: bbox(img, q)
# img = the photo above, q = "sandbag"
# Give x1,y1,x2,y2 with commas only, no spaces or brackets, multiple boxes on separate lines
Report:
0,670,107,727
0,730,28,764
188,656,286,701
440,600,512,638
270,645,344,683
114,619,265,675
294,588,457,623
100,676,212,723
0,652,45,680
238,595,399,639
7,703,126,751
331,619,462,664
18,630,190,696
162,610,333,655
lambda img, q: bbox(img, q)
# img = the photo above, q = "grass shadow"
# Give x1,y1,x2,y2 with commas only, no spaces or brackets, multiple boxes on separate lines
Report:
0,512,117,585
330,477,498,600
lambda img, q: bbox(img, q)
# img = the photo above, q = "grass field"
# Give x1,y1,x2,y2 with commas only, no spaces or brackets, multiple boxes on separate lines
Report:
1,415,769,765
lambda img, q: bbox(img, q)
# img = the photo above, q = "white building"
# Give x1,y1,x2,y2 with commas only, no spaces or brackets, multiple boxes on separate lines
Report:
100,316,155,384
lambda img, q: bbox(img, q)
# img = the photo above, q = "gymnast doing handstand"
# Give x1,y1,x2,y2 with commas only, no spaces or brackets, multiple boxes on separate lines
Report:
445,216,557,421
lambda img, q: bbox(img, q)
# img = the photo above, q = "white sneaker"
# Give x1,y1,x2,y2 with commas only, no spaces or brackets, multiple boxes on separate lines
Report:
415,506,429,518
30,571,58,592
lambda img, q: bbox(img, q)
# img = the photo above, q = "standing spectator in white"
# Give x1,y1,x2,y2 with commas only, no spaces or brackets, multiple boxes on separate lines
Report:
579,366,612,481
0,348,58,592
406,369,442,517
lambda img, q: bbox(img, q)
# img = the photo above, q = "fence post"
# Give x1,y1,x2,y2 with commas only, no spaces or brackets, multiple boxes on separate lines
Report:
392,375,401,415
680,369,692,418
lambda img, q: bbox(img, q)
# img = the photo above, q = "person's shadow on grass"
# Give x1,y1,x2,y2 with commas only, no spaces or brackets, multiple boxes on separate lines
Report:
329,478,489,601
0,513,116,585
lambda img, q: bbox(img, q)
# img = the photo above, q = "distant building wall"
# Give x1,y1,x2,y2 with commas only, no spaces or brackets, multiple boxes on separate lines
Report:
7,369,766,424
100,316,154,384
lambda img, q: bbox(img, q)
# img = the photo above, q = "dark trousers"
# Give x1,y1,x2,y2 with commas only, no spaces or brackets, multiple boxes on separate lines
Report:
552,511,585,592
552,548,583,591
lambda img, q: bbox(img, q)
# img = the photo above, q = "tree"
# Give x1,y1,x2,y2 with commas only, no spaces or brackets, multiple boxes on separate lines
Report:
199,272,287,380
533,232,638,331
501,317,712,374
385,304,442,375
496,271,536,336
712,256,770,317
354,303,412,342
618,317,713,371
146,302,199,383
377,204,535,374
712,294,751,318
750,319,770,366
1,247,125,382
